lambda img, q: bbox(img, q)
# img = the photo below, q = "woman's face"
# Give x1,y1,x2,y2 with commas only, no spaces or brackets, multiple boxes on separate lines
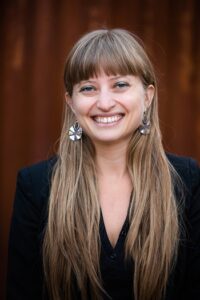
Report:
66,73,154,146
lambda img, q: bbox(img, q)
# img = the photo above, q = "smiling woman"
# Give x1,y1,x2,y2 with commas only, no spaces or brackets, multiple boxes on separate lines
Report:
7,29,200,300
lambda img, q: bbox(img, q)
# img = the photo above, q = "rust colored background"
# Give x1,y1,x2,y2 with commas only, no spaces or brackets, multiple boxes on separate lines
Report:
0,0,200,298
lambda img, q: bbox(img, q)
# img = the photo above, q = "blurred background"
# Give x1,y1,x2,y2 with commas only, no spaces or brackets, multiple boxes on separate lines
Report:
0,0,200,298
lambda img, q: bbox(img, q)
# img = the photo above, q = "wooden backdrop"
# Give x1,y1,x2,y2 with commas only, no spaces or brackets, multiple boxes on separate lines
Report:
0,0,200,297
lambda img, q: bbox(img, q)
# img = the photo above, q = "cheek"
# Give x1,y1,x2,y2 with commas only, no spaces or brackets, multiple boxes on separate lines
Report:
72,100,89,116
127,96,144,116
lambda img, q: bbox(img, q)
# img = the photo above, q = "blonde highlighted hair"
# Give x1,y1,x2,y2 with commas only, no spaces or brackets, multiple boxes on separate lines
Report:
43,29,181,300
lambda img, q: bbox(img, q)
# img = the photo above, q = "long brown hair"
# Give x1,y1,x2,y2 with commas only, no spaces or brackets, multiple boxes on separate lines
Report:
43,29,181,300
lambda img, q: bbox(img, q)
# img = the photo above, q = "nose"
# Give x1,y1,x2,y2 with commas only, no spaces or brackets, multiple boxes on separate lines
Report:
96,89,116,111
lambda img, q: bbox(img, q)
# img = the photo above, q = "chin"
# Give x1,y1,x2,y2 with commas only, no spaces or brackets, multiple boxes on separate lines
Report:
91,135,129,145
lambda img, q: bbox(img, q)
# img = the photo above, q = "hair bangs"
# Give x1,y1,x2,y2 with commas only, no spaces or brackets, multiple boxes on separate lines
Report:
64,31,143,95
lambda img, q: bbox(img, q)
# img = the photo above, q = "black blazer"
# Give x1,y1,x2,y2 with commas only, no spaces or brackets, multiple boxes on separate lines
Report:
6,154,200,300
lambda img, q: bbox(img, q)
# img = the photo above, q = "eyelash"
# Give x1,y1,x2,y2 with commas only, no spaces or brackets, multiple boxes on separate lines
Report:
79,81,130,93
114,81,129,88
79,86,95,92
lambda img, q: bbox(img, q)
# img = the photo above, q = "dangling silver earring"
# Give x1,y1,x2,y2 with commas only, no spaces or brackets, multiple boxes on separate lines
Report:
139,110,151,135
68,121,82,141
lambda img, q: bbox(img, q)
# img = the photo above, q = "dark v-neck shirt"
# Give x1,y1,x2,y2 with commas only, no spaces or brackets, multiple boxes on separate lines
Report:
100,212,133,299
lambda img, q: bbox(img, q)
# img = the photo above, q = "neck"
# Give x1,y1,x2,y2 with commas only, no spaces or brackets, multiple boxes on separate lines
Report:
94,141,128,178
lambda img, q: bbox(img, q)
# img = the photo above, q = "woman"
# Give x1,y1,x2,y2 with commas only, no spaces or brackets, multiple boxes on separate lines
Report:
7,29,200,300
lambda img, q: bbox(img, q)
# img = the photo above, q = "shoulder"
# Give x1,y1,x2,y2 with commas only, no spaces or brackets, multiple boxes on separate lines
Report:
18,156,57,186
15,156,57,212
19,156,57,182
166,153,200,194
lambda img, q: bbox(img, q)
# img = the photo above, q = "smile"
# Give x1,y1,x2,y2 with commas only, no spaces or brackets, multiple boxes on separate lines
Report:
93,114,124,124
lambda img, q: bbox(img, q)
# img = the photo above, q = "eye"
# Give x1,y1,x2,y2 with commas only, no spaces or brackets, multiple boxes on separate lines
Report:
79,85,96,93
114,81,130,89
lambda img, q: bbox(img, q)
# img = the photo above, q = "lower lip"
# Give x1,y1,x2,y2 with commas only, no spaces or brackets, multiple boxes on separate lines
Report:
92,116,124,127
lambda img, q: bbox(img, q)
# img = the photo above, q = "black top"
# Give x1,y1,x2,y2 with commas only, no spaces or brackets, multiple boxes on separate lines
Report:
100,211,133,300
6,153,200,300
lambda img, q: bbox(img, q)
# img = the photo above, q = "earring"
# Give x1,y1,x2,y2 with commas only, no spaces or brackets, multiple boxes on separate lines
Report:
68,121,82,141
139,111,151,135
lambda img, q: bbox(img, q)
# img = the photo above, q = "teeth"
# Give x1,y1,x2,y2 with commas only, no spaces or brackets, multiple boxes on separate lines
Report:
94,115,122,124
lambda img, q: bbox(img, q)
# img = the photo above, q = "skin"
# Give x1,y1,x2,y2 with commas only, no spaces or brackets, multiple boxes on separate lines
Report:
66,73,154,247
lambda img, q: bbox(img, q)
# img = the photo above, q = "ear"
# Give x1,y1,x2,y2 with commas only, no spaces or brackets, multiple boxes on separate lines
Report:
145,85,155,109
65,92,75,114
